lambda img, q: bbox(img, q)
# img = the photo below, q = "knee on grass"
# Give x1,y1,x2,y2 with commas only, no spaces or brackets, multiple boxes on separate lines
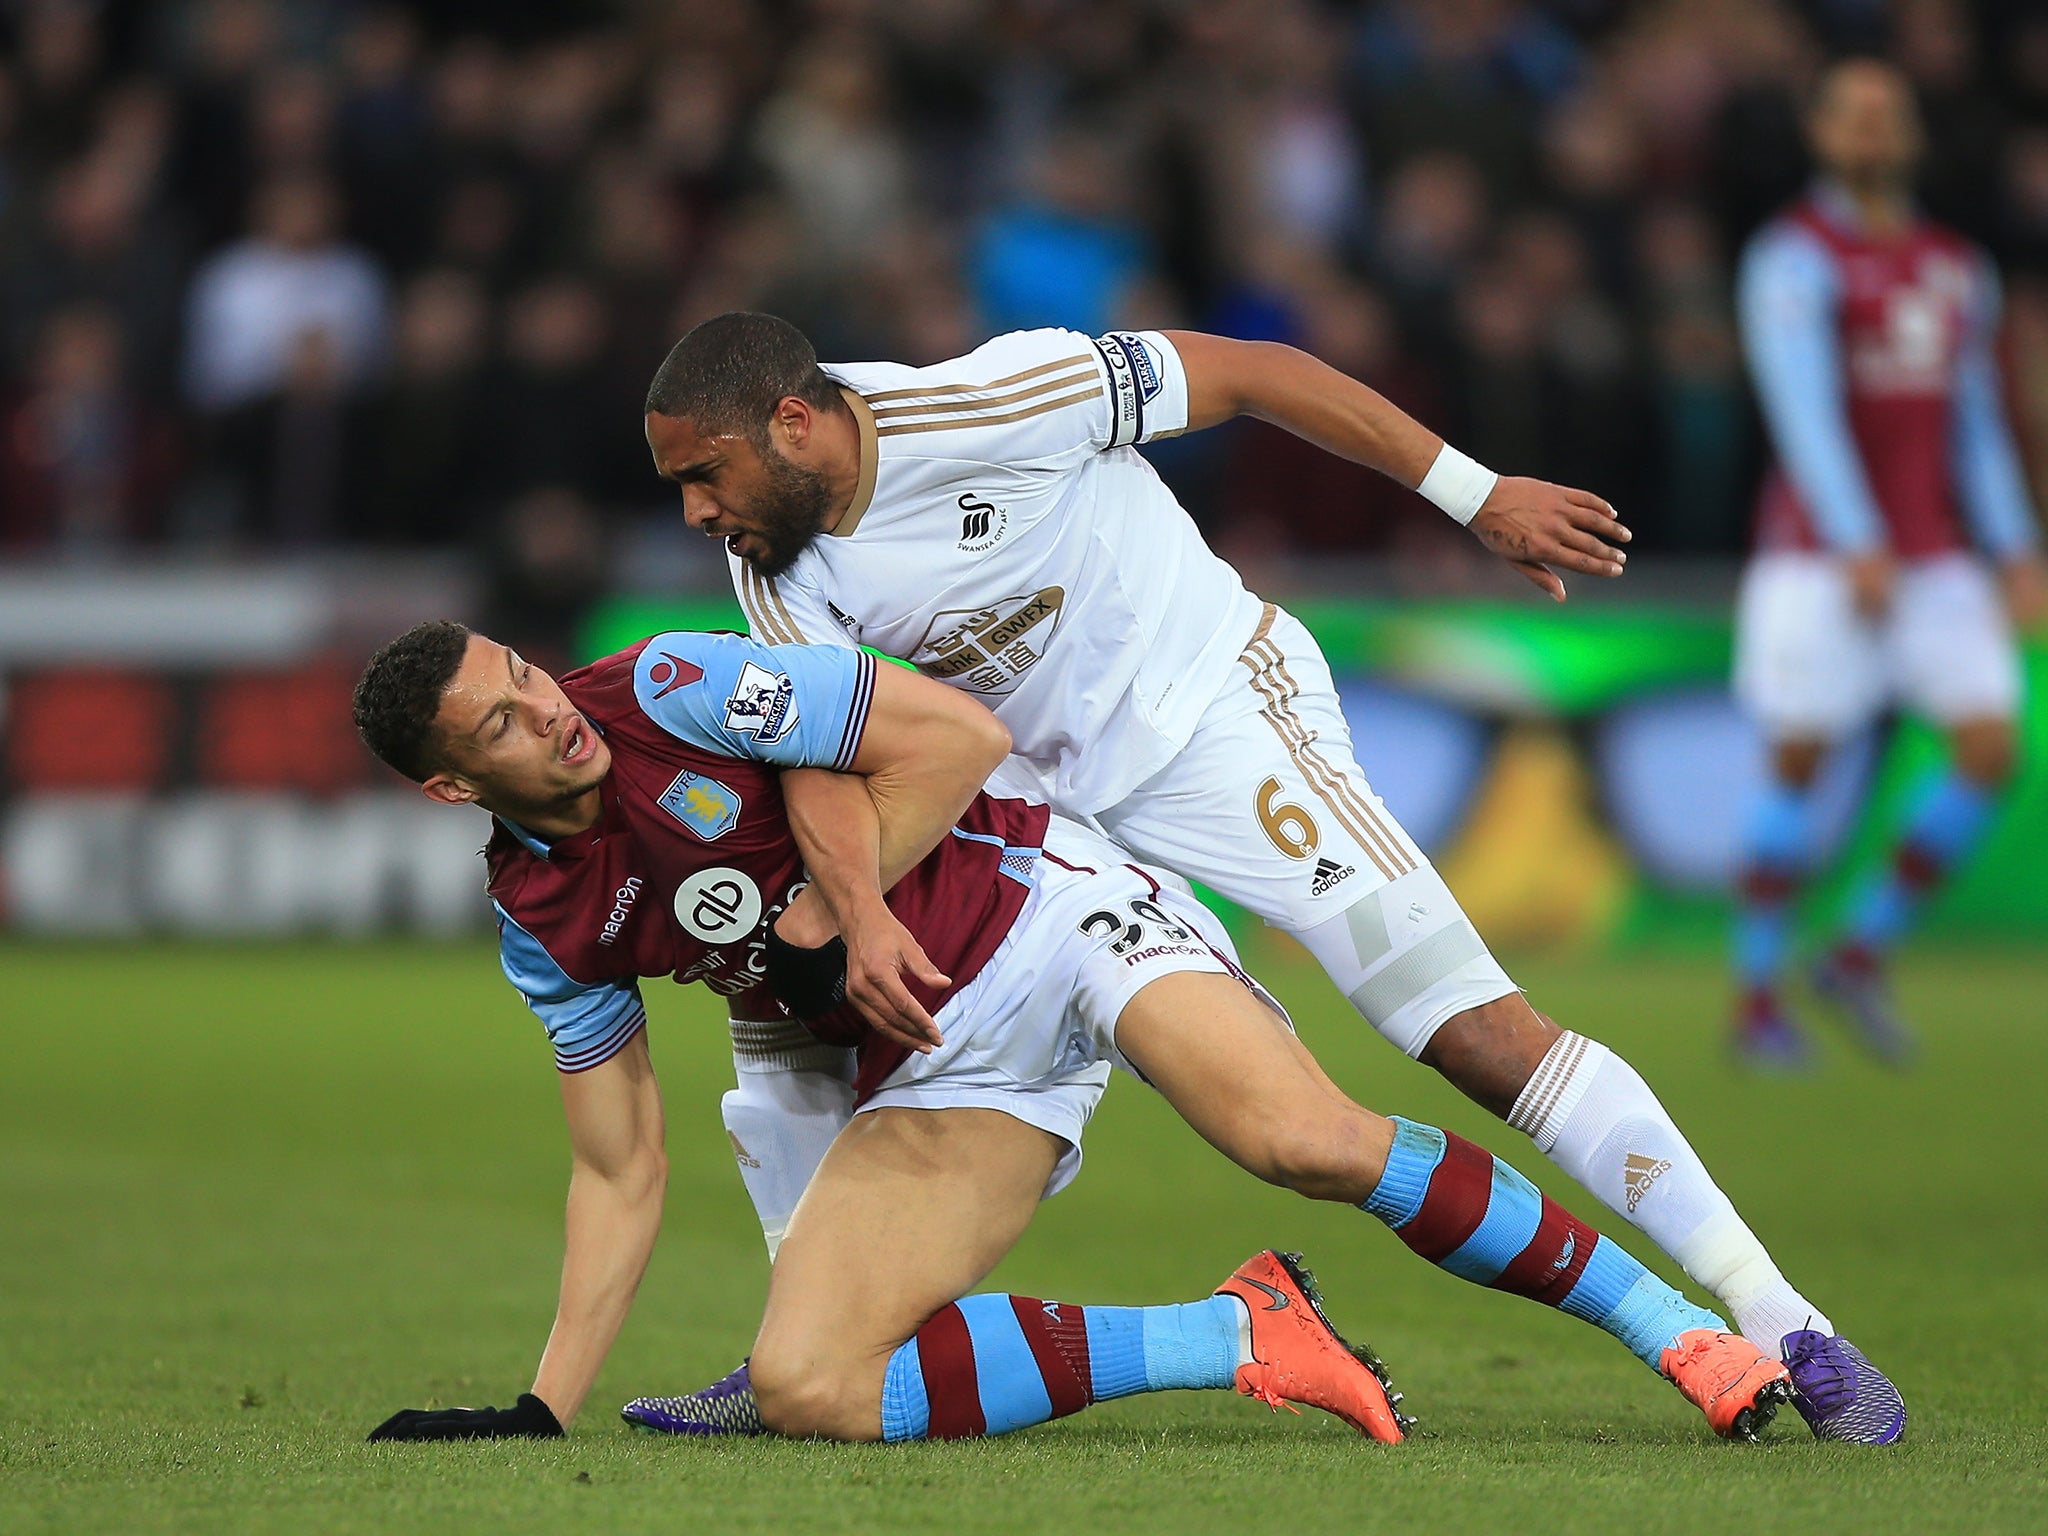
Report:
748,1350,881,1441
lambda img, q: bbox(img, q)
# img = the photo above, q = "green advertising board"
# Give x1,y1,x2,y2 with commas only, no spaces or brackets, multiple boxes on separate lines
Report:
583,596,2048,944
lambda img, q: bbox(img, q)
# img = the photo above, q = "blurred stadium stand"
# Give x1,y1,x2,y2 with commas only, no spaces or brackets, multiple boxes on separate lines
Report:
2,0,2046,936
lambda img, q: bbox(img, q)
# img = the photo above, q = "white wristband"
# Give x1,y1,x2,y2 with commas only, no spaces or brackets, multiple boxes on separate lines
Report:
1417,443,1498,527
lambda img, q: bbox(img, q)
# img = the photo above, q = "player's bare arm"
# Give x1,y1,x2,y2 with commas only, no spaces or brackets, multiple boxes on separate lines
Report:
2000,551,2048,630
1163,329,1631,601
778,664,1013,1051
528,1029,669,1426
367,1029,666,1441
779,771,951,1051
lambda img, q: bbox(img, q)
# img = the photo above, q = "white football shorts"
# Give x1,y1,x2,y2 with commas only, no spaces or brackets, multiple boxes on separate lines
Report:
1734,551,2021,741
1094,603,1518,1057
860,817,1288,1199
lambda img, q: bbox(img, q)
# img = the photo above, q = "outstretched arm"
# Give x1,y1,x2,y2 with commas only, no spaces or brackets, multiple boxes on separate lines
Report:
527,1030,668,1426
1162,329,1630,600
778,662,1012,1050
366,1029,666,1441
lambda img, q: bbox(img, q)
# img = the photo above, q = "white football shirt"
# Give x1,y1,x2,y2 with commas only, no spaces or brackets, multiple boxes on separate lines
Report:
729,328,1266,813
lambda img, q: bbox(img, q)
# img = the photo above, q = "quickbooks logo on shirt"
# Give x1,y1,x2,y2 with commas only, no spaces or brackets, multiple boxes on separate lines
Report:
957,493,1008,552
673,867,762,943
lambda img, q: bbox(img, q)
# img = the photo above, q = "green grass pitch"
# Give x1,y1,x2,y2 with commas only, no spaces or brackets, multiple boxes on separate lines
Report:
3,938,2045,1534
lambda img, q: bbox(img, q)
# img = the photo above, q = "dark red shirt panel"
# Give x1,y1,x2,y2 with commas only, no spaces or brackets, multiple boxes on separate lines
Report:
1755,202,1979,559
487,641,1051,1092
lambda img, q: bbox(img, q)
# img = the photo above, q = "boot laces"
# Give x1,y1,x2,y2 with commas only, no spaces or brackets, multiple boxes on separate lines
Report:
1240,1366,1303,1415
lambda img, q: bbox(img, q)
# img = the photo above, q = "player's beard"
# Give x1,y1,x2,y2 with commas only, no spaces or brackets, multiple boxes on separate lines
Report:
741,446,836,577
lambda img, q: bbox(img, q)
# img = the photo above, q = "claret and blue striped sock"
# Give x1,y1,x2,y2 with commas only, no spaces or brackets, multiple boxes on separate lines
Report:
1841,770,1995,957
879,1293,1248,1441
1363,1117,1724,1371
1734,775,1815,1002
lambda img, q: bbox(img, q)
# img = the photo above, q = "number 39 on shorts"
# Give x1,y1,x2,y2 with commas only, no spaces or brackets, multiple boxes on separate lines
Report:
1076,898,1192,955
1254,776,1319,860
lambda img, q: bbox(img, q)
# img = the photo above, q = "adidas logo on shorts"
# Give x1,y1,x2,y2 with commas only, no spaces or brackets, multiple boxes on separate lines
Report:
1310,857,1356,896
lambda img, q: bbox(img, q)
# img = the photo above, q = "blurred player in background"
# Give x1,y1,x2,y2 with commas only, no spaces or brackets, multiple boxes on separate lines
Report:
1733,59,2048,1069
639,310,1902,1443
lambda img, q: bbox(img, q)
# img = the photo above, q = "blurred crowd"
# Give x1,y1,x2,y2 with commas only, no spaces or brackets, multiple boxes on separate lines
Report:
5,0,2048,632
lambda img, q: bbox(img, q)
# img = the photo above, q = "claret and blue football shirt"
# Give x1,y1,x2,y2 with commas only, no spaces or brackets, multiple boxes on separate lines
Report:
486,631,1048,1085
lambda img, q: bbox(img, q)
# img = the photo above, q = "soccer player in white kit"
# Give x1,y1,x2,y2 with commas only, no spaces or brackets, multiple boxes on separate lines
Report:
640,311,1902,1441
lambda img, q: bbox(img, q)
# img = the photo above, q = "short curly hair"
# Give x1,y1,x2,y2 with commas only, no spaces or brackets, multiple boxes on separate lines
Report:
644,311,847,446
353,620,473,782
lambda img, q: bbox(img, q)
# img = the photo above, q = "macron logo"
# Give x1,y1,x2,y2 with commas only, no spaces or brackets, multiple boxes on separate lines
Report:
599,877,644,946
647,653,704,699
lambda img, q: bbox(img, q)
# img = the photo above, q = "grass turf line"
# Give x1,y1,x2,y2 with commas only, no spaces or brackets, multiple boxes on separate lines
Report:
2,940,2044,1534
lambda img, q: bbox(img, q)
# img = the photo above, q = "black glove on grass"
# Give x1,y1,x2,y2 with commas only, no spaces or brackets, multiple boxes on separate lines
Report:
368,1392,564,1442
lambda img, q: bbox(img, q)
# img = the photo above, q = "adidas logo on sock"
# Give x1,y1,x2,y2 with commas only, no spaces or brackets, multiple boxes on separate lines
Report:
728,1131,761,1170
1622,1151,1672,1213
1310,857,1356,895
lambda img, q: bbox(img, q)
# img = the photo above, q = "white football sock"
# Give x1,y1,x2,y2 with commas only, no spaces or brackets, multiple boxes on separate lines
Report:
722,1017,856,1261
1225,1293,1255,1368
1510,1031,1833,1349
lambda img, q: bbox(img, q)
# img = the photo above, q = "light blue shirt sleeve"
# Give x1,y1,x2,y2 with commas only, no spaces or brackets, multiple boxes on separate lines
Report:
1951,258,2042,558
631,631,878,770
1737,223,1889,552
496,903,647,1073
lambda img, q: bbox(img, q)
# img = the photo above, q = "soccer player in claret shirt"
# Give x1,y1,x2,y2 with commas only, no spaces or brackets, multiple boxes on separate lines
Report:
352,621,1813,1447
1734,59,2048,1069
638,320,1901,1432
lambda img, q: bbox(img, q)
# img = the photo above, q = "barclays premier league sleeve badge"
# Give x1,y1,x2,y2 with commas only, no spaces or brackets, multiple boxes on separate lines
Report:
723,661,799,745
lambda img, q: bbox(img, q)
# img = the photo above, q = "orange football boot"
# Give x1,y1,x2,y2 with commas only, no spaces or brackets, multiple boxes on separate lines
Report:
1660,1328,1793,1441
1215,1249,1411,1443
